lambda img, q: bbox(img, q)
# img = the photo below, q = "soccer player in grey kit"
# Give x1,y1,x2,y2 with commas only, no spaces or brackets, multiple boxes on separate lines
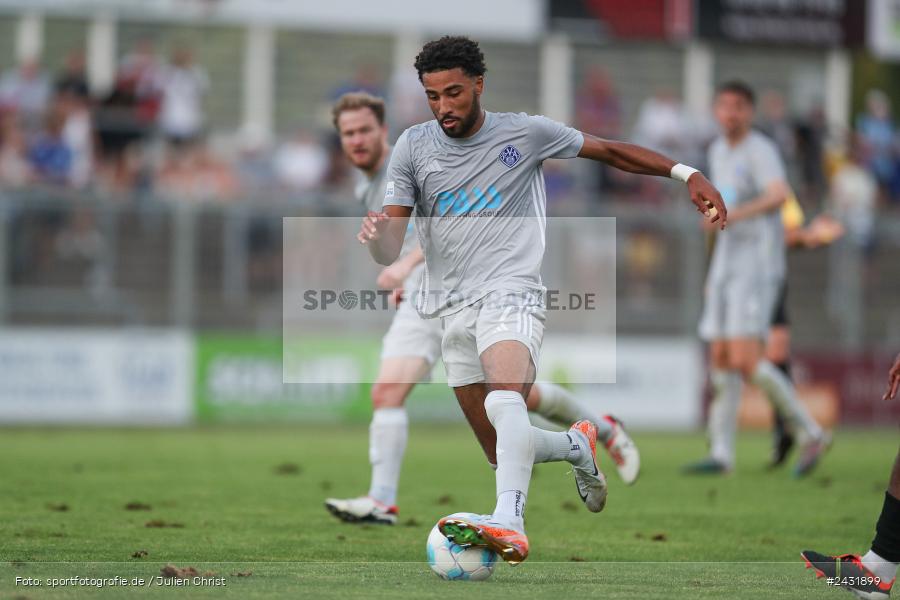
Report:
358,36,726,564
684,81,828,477
326,92,641,527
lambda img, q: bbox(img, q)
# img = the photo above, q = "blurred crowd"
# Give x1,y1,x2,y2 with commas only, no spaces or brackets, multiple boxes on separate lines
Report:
572,68,898,262
0,41,366,203
0,43,896,247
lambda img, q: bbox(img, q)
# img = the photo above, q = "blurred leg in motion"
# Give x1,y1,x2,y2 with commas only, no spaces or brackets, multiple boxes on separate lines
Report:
324,357,431,525
526,382,641,484
766,285,796,468
685,340,740,474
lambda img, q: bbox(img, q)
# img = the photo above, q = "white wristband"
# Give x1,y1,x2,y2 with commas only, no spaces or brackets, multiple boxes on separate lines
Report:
670,163,699,183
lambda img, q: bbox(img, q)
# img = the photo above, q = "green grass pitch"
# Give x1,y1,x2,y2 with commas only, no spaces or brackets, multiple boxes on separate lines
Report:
0,425,895,599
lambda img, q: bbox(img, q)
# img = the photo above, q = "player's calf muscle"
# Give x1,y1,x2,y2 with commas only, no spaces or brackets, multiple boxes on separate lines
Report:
370,382,410,408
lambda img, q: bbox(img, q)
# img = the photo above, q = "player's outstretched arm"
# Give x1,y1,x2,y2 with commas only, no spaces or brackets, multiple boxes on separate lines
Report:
577,134,727,228
884,352,900,401
377,246,424,289
358,205,413,265
726,180,790,224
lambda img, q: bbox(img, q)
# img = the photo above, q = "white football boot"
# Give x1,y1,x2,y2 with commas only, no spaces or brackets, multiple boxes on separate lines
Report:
602,415,641,485
324,496,397,525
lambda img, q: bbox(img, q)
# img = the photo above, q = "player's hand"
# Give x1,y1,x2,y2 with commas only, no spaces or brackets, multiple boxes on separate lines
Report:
357,211,389,245
884,352,900,401
806,214,845,247
687,172,727,230
377,263,409,289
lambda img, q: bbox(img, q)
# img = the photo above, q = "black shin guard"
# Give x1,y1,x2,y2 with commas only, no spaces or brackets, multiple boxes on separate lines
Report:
872,492,900,564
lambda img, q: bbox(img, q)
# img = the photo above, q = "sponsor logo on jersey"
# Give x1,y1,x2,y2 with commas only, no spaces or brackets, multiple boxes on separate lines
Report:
499,145,522,168
385,181,395,198
436,186,502,216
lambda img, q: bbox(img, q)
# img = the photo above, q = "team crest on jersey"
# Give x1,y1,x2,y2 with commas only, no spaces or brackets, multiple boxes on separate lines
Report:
499,145,522,168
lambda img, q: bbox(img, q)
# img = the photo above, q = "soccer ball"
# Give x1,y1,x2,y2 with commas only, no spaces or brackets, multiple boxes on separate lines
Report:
426,514,497,581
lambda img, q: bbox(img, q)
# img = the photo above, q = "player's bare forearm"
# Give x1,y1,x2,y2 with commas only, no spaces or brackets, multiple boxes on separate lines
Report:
578,134,727,228
726,181,788,224
358,206,412,265
400,245,425,270
377,245,424,289
577,135,675,177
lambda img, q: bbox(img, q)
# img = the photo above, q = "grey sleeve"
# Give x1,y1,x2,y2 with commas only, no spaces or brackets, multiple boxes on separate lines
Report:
528,115,585,161
751,138,787,191
382,130,418,209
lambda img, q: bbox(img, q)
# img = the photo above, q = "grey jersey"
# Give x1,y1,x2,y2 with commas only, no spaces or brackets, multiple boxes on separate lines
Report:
382,111,584,318
356,147,417,255
707,130,787,282
355,148,391,213
355,147,422,289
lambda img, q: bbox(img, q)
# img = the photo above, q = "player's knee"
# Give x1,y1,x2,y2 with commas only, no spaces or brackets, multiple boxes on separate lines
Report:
708,340,726,366
370,382,406,409
735,357,757,380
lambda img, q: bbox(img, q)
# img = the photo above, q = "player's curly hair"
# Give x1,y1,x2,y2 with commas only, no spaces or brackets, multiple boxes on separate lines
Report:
414,36,487,82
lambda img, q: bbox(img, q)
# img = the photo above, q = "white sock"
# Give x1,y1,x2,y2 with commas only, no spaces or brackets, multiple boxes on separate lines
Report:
367,407,407,506
751,360,823,441
533,382,613,442
862,550,900,582
708,369,742,467
485,390,533,531
532,427,583,464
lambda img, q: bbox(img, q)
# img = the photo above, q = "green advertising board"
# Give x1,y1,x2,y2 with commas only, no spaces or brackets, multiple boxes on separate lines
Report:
195,334,459,424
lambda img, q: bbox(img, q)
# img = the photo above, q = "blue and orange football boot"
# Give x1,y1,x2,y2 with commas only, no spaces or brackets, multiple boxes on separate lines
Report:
569,420,608,512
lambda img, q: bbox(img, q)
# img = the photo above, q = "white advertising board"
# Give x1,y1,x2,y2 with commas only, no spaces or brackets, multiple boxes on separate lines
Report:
0,329,193,425
540,336,702,431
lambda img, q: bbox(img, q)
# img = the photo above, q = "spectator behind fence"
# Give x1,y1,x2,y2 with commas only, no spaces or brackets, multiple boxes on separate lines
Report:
120,37,163,124
157,140,238,202
273,129,329,193
0,59,51,129
631,88,695,203
155,46,209,146
28,108,72,186
575,67,623,197
235,130,275,195
0,114,32,188
758,90,796,168
856,89,895,202
55,49,89,101
57,88,93,189
632,88,692,159
95,73,149,194
831,137,878,253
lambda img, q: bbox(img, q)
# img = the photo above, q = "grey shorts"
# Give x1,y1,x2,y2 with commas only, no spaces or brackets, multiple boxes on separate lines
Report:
380,295,443,365
699,275,782,341
440,293,546,387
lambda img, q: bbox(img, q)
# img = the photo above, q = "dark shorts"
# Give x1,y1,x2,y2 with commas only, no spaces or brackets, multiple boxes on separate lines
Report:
771,281,789,327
